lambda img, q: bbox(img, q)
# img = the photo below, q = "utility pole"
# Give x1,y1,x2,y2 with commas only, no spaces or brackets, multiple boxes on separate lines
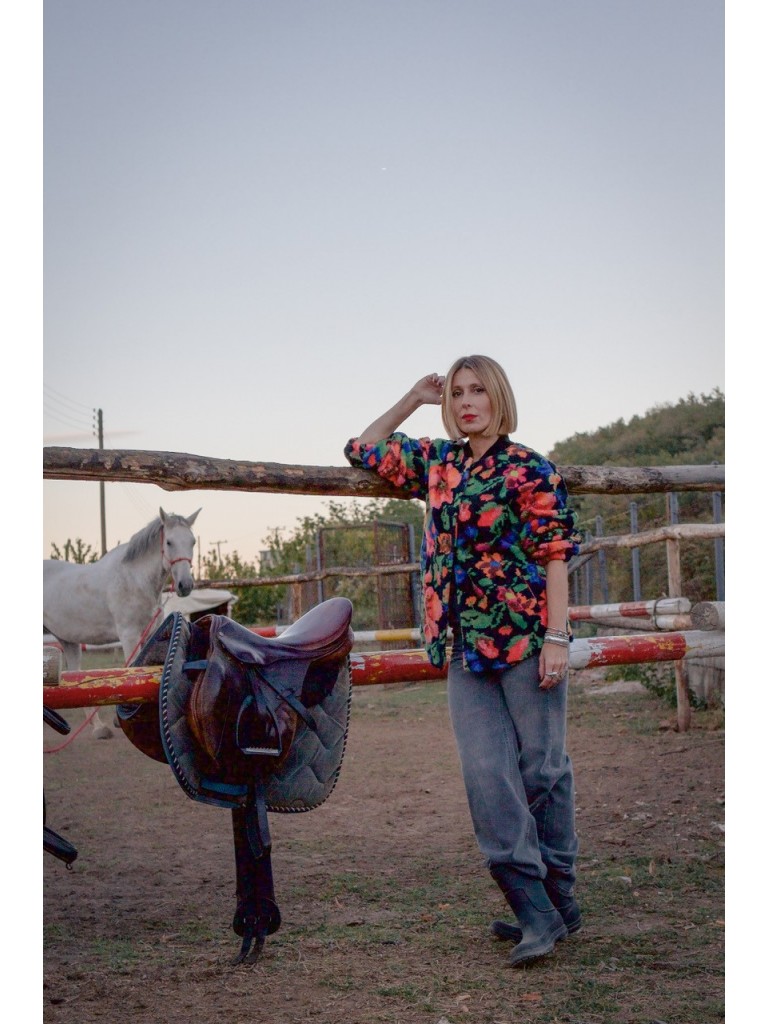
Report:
95,408,107,556
211,539,228,563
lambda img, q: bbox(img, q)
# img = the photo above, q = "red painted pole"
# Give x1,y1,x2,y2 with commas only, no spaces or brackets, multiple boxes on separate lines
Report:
349,650,445,686
42,630,723,708
43,666,162,709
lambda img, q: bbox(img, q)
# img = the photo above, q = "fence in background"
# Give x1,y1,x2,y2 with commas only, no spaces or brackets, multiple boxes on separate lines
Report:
43,446,725,731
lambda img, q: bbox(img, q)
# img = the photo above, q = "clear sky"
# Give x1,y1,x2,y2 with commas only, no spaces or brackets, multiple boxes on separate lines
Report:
41,0,725,564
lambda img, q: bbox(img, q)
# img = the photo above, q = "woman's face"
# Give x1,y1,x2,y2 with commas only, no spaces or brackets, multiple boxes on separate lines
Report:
450,367,493,437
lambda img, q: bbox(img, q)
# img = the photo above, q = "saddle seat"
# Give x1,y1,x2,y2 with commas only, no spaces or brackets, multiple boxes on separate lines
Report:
217,597,357,666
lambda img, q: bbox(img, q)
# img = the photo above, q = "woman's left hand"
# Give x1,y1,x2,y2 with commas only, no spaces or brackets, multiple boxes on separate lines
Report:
539,640,569,690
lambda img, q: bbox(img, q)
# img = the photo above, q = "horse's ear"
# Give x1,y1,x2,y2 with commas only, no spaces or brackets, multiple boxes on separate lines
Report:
186,508,202,527
159,508,167,524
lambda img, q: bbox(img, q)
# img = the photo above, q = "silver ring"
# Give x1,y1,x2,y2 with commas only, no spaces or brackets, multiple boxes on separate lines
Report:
546,671,558,678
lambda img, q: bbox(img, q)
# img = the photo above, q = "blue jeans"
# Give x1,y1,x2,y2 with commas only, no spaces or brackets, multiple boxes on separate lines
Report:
447,643,578,888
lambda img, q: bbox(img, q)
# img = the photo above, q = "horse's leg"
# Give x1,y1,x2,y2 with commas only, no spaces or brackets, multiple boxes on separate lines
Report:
90,708,114,739
60,639,114,740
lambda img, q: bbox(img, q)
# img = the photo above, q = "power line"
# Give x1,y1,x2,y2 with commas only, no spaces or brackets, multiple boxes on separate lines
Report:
43,406,95,433
117,481,158,520
42,384,93,413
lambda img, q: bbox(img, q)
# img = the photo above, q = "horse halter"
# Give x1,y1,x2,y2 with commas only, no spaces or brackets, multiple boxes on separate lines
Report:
160,527,193,576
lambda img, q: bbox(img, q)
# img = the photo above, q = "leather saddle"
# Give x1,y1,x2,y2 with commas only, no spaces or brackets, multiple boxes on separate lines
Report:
117,597,354,963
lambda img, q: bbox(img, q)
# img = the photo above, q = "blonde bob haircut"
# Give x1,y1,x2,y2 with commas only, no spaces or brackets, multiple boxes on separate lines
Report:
441,354,518,440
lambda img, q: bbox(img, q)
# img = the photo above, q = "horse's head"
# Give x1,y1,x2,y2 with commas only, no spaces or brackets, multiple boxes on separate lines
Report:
159,508,200,597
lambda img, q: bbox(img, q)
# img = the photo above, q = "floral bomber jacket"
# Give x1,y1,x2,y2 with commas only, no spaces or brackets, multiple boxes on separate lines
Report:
344,432,580,674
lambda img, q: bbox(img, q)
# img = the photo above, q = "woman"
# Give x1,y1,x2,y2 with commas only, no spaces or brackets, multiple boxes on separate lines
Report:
344,355,582,967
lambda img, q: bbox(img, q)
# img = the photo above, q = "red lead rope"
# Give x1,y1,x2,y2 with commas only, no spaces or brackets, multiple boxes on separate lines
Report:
124,605,164,666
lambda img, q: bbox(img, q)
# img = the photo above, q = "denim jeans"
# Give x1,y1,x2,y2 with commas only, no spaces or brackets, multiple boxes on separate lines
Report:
447,642,578,887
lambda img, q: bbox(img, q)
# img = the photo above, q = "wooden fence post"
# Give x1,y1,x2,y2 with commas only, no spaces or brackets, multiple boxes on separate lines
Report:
595,515,609,602
630,502,641,601
666,493,691,731
712,484,725,601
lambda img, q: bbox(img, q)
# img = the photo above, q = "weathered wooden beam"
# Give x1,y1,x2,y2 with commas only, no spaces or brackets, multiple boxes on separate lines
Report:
43,447,726,495
561,464,724,493
196,563,419,589
578,522,724,553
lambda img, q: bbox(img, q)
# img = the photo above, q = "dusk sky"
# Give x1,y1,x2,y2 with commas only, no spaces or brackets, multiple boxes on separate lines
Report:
21,0,766,993
40,0,725,565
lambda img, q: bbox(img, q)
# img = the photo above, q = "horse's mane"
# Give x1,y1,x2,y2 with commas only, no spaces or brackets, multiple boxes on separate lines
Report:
122,517,162,563
122,514,187,563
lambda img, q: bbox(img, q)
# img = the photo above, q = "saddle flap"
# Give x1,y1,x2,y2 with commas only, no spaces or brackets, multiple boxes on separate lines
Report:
185,615,303,779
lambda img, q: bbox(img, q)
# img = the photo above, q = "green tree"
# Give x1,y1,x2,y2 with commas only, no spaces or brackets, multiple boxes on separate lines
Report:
225,497,423,626
50,538,99,563
548,388,724,604
200,548,282,626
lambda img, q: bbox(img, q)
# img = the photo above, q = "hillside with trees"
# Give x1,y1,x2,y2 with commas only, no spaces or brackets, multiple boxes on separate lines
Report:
548,388,724,605
548,388,724,468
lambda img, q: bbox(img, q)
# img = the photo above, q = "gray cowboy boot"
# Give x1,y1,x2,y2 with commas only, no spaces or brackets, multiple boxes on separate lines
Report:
489,863,567,967
491,873,582,944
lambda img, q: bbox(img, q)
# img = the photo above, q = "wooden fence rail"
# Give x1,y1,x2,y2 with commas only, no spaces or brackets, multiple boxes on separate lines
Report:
43,447,725,496
184,523,723,592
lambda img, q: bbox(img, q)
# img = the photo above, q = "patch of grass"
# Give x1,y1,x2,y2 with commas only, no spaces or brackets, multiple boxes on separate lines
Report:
80,649,125,670
373,983,423,1000
84,937,147,968
174,918,220,942
352,681,449,718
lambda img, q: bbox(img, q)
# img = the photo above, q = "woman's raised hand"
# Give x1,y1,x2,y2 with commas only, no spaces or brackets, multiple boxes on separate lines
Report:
357,373,445,443
411,374,445,406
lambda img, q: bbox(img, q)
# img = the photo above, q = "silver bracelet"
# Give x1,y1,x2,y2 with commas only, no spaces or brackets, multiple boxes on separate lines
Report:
543,635,569,647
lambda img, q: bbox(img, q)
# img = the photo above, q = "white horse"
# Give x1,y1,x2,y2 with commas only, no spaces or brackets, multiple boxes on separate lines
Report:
43,508,201,738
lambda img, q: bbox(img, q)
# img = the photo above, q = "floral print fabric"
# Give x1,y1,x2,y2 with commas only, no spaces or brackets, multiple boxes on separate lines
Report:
344,432,579,673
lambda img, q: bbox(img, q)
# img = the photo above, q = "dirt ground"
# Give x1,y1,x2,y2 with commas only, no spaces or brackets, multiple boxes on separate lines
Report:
43,666,725,1024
